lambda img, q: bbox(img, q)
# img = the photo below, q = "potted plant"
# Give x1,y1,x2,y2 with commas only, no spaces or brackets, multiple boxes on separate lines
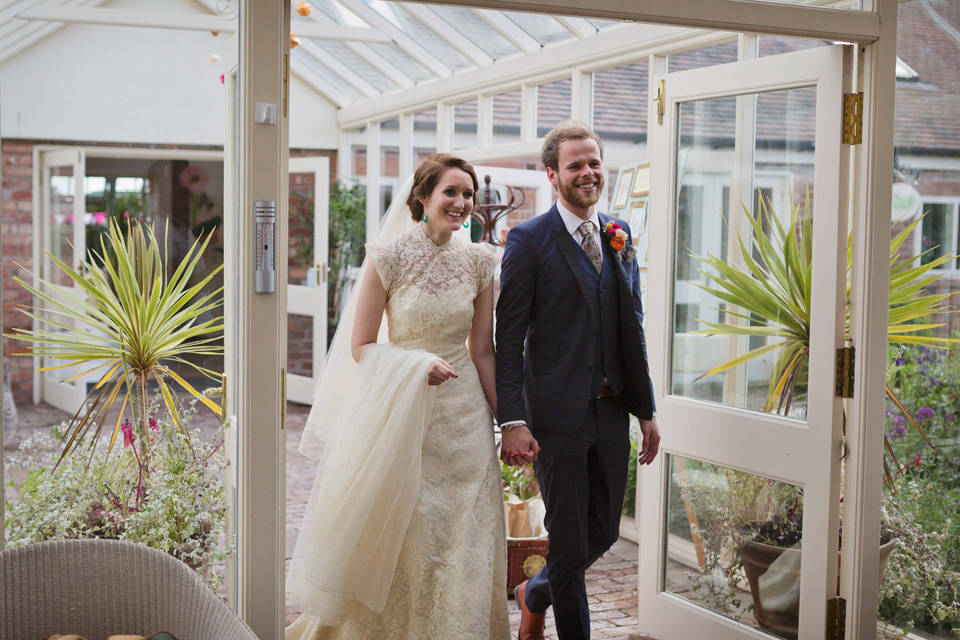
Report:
4,218,228,583
684,195,959,636
4,397,231,589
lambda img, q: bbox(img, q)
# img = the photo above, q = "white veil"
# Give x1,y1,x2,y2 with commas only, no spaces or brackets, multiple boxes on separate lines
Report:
286,176,470,628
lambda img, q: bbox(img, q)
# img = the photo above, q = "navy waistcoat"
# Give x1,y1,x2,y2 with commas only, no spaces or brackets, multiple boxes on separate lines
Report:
575,238,624,397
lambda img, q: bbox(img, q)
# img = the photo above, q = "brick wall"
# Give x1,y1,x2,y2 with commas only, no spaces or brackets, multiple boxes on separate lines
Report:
2,140,36,405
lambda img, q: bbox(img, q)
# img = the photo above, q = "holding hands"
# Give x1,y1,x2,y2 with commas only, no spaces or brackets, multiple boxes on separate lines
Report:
500,425,540,466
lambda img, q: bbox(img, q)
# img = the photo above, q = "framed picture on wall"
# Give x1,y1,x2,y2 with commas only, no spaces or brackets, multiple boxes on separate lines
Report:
613,167,634,210
631,163,650,197
629,200,647,241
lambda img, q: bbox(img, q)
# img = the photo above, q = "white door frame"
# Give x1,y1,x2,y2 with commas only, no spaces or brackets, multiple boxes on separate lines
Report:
286,155,330,404
642,44,851,640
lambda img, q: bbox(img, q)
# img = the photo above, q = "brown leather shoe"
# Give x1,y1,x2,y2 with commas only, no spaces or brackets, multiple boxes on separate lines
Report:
514,580,546,640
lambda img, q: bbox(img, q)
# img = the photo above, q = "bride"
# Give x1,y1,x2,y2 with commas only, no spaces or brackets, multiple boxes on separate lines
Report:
285,154,510,640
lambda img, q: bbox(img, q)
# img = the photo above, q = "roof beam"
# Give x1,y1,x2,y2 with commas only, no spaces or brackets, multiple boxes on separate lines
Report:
335,0,452,79
412,0,881,43
553,15,597,39
399,3,494,67
471,8,541,53
15,5,391,41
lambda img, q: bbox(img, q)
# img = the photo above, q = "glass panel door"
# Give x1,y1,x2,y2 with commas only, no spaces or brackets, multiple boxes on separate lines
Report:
642,45,851,640
286,157,330,403
37,148,87,414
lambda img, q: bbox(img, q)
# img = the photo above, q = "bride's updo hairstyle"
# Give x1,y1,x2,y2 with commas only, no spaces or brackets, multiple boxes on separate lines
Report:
407,153,480,222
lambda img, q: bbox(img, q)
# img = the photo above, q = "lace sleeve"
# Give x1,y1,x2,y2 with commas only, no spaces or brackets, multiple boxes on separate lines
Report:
474,245,498,295
366,242,397,294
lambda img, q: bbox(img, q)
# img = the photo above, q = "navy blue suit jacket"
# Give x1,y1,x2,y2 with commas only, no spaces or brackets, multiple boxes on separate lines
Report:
496,204,655,433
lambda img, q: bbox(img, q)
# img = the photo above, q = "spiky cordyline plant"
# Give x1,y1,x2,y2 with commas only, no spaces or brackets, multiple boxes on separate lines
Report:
7,219,224,473
692,194,958,479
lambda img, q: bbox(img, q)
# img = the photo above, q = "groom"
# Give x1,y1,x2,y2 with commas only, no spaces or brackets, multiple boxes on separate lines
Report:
496,121,660,640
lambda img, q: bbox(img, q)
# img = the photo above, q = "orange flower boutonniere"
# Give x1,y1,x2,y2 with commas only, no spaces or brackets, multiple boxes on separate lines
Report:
603,221,636,263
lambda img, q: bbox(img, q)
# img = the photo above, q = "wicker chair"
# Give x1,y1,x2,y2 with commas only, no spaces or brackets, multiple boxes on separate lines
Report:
0,538,259,640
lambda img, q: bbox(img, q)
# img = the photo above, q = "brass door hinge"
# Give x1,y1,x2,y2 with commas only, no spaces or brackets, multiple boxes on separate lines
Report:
826,596,846,640
653,79,665,126
842,92,863,145
283,54,289,118
835,346,855,398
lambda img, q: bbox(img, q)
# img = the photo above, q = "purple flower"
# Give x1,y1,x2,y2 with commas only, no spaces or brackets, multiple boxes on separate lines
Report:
895,426,907,436
894,415,906,427
947,413,956,422
917,407,935,420
895,357,907,365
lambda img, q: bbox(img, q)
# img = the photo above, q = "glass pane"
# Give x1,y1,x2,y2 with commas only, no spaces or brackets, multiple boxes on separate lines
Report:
665,455,805,640
667,41,738,73
287,314,316,378
312,40,398,93
289,169,316,286
429,6,520,58
758,35,832,57
47,166,75,287
536,79,572,137
493,90,521,145
454,99,478,150
414,108,438,164
593,62,648,144
672,86,817,420
502,12,572,46
920,203,953,267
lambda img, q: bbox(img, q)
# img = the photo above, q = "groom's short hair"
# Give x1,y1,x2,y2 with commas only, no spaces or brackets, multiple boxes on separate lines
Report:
541,121,604,172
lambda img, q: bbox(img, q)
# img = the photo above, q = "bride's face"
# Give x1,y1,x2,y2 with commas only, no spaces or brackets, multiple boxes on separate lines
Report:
420,167,475,235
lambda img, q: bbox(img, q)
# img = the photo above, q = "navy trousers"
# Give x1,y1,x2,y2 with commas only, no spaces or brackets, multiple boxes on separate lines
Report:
524,396,631,640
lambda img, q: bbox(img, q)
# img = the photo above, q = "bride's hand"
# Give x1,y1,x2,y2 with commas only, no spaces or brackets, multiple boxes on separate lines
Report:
427,359,458,386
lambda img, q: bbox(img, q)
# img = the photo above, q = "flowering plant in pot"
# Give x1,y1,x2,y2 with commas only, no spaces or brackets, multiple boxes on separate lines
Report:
683,194,958,637
4,397,232,589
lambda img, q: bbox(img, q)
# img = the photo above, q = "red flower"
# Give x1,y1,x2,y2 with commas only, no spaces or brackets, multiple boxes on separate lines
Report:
610,236,626,251
179,165,209,196
149,417,159,432
121,420,134,448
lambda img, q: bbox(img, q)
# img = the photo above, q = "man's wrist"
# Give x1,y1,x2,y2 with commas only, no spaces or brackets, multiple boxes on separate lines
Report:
499,420,527,432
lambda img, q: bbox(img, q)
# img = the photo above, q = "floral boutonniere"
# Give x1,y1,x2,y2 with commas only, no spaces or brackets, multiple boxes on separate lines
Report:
603,221,637,263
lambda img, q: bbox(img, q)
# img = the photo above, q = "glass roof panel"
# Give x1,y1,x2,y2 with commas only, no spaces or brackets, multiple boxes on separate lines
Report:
294,51,367,102
364,42,438,82
502,12,574,46
379,3,473,71
314,40,399,93
310,0,366,27
428,6,521,59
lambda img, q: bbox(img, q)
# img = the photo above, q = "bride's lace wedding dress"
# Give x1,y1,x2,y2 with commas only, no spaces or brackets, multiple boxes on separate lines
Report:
286,224,510,640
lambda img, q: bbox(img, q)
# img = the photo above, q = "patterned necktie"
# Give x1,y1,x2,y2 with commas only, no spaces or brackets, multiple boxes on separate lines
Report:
579,221,602,274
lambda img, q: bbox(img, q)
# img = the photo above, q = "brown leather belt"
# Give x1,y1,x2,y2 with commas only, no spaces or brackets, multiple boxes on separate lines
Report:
594,384,615,399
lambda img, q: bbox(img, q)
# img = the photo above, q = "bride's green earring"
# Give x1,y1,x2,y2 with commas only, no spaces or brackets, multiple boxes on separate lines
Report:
462,220,469,229
422,214,428,222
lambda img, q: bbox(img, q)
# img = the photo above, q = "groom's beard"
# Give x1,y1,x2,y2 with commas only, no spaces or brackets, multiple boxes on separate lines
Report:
556,173,605,211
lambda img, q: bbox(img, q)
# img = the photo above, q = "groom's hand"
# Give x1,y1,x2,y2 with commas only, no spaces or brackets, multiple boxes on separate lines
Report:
500,425,540,466
638,417,661,465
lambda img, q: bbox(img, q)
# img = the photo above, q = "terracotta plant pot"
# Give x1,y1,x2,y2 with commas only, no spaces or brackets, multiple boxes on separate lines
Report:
738,537,897,640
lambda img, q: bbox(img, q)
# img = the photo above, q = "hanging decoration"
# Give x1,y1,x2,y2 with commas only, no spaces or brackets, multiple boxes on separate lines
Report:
296,1,312,17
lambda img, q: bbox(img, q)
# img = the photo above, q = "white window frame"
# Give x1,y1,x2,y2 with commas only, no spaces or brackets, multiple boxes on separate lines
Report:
915,195,960,277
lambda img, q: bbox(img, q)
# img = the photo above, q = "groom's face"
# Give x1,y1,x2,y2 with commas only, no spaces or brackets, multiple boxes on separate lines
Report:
547,138,605,217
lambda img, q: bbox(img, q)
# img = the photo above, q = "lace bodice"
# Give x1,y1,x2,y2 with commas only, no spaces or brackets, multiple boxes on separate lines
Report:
368,225,497,360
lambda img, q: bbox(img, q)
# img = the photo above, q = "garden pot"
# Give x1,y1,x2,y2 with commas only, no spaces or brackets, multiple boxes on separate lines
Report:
738,537,897,640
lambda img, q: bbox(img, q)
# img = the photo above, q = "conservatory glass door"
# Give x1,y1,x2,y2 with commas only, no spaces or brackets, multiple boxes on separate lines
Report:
286,156,330,404
641,44,852,640
36,147,88,414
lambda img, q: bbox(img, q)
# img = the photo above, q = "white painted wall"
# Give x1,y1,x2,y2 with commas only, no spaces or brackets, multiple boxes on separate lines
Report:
0,0,338,148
